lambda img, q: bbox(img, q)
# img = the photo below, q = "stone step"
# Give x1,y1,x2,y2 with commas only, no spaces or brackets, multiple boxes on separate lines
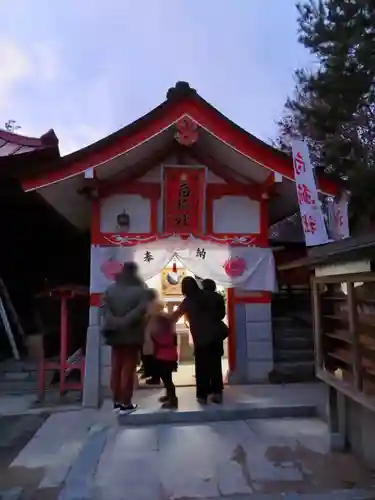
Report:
118,401,317,427
273,327,313,339
275,349,315,362
0,487,23,500
273,361,316,382
274,336,314,350
0,381,37,394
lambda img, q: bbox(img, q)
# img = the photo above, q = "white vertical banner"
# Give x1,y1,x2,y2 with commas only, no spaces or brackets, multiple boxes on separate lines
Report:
291,140,329,247
332,192,350,240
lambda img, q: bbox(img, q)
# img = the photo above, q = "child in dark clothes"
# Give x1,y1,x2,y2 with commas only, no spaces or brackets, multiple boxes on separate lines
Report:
150,308,178,409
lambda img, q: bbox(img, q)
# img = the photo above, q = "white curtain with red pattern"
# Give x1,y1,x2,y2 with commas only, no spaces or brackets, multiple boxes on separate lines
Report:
90,236,277,293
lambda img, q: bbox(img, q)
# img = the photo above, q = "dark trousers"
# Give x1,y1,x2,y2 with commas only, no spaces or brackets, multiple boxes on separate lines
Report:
157,360,176,401
142,354,160,380
110,345,139,405
195,341,223,399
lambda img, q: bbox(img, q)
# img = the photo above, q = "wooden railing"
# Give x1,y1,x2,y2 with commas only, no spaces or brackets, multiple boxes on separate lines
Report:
312,272,375,411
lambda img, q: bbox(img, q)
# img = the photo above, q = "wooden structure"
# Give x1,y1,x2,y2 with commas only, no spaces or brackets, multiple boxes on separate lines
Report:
282,234,375,467
15,82,340,407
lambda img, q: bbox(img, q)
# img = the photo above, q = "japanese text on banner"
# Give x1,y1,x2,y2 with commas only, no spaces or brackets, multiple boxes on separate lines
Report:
291,140,329,247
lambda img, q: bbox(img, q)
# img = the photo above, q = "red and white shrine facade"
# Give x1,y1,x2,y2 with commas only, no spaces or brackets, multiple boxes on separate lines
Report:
20,82,339,407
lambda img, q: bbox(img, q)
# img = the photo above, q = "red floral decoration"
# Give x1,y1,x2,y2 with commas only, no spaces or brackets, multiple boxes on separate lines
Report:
223,257,247,278
174,117,198,146
101,259,123,281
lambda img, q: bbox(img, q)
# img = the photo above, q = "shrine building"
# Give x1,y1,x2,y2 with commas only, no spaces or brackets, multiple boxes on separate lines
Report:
18,82,339,407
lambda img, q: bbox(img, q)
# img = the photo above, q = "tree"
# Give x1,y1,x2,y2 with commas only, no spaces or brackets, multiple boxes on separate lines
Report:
277,0,375,227
4,120,21,133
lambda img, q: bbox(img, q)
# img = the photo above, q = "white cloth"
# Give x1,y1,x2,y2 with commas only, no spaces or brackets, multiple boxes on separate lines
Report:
90,236,277,293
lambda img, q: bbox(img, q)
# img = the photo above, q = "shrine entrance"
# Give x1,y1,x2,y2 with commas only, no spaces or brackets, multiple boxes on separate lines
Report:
136,255,230,387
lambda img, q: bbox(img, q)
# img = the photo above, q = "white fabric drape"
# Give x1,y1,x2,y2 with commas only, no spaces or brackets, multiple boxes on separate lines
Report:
90,236,277,293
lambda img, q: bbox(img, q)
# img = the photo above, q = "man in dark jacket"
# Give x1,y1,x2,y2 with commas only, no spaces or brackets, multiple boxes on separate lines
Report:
171,277,226,404
101,262,151,414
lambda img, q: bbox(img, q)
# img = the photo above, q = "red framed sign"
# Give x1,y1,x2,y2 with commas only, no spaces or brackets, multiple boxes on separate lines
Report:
163,167,205,234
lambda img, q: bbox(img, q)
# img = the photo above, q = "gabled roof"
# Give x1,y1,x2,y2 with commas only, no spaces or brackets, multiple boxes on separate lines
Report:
19,82,339,196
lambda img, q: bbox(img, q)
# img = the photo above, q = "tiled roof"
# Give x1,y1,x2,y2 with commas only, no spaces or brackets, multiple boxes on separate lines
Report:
0,129,58,157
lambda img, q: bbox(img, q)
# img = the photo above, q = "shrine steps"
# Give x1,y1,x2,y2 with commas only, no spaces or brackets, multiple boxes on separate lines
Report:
117,402,317,426
271,286,316,383
117,383,326,426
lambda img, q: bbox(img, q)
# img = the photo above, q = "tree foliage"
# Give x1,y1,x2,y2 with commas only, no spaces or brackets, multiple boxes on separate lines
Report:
277,0,375,226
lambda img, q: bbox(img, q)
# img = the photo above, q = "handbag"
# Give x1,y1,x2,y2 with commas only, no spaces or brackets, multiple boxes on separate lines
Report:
217,321,229,341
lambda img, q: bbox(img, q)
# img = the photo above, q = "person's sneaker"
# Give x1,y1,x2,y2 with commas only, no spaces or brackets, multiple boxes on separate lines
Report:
211,393,223,405
145,377,161,386
158,395,169,403
118,403,138,415
113,402,121,413
160,398,178,410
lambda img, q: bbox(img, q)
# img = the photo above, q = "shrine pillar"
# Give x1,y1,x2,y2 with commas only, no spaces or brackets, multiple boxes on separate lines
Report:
229,291,273,384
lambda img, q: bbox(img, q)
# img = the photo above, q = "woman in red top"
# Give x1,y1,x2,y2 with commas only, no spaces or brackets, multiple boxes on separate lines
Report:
149,304,178,409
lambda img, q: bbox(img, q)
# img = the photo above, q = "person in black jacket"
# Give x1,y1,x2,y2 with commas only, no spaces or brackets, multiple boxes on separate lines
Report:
201,279,226,404
171,277,225,404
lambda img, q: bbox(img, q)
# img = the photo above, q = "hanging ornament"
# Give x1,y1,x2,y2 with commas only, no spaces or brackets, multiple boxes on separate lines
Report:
167,257,180,285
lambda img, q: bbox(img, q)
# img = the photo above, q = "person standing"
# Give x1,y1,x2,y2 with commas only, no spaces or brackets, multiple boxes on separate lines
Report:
142,291,162,386
171,277,225,405
101,262,152,415
201,279,227,404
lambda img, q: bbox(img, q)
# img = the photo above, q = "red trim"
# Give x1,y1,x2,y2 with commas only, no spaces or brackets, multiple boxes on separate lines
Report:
91,198,101,243
227,288,236,372
259,197,268,247
90,293,101,307
22,97,339,196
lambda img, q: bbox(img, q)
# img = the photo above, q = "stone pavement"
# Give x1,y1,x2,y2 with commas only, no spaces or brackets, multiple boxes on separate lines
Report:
4,413,375,499
0,412,50,497
60,418,375,499
1,384,374,499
